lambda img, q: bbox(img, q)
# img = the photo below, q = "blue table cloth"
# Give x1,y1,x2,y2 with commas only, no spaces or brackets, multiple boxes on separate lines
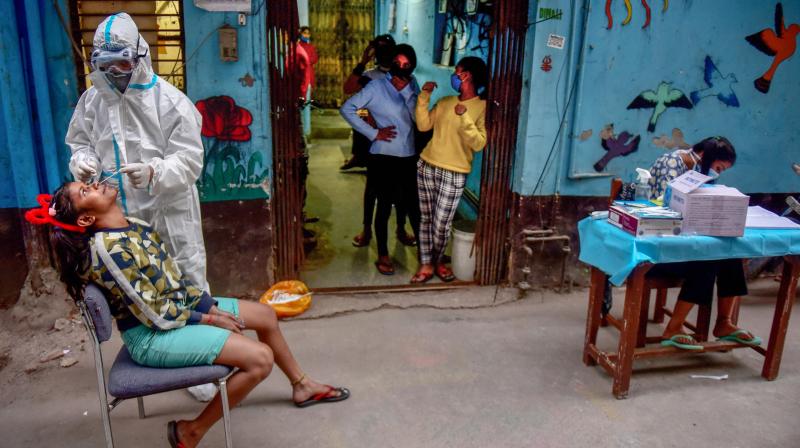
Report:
578,218,800,286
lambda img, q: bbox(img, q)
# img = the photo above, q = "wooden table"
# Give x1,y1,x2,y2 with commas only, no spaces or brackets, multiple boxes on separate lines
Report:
582,255,800,399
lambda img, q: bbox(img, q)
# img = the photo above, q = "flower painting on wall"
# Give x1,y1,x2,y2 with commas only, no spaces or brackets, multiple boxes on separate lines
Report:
195,95,269,201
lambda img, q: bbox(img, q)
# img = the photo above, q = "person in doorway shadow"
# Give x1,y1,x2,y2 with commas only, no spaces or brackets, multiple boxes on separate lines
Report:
340,44,421,275
342,35,416,249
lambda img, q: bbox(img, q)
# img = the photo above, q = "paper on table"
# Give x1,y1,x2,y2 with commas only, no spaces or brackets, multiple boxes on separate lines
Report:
669,170,713,194
746,206,800,229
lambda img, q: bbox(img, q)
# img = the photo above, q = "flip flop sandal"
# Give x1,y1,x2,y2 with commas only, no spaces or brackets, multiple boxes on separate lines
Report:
717,329,763,346
660,334,703,351
167,420,185,448
294,386,351,408
352,233,371,247
410,271,434,284
435,266,456,282
375,260,395,275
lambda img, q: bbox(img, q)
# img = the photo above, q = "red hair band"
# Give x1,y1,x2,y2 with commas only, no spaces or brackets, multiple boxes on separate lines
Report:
24,194,86,234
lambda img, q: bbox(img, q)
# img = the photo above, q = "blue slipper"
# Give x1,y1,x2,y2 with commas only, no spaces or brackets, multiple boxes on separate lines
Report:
717,329,762,346
661,334,703,351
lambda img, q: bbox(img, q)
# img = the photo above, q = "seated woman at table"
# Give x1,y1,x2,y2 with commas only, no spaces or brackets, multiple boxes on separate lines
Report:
646,136,761,350
29,181,349,448
647,135,736,200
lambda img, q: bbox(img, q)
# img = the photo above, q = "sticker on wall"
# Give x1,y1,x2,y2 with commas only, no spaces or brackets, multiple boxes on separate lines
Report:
538,7,563,21
652,128,689,149
195,95,268,201
627,81,693,132
594,128,641,172
690,56,740,107
745,2,799,94
541,55,553,72
546,34,566,50
578,129,593,141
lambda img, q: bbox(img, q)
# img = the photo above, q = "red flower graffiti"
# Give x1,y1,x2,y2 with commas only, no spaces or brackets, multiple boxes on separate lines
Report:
196,95,253,142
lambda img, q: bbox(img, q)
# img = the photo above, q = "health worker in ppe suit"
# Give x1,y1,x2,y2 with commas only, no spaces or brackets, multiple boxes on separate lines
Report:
66,13,209,292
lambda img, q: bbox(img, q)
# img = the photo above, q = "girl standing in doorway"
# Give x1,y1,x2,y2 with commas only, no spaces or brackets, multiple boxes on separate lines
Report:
411,57,488,283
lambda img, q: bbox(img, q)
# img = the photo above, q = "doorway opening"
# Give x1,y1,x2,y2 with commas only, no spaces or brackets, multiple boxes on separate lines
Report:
269,0,527,290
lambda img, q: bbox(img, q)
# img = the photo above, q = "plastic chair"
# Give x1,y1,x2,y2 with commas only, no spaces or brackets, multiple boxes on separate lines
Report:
79,283,235,448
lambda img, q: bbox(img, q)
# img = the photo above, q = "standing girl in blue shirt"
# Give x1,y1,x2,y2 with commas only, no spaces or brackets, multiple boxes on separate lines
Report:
340,44,421,275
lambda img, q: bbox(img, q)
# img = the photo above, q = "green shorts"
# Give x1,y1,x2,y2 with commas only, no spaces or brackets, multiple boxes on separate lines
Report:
121,297,239,368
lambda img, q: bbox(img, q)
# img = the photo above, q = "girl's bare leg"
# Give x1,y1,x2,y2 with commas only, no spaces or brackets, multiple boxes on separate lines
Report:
236,300,345,403
177,333,274,448
662,299,695,339
713,296,755,340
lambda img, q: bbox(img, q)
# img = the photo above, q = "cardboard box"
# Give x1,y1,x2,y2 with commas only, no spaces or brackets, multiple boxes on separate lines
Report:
667,171,749,237
608,204,683,237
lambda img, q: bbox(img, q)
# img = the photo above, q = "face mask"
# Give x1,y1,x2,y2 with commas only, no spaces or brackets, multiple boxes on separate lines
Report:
390,64,413,80
707,168,720,180
450,73,462,92
106,73,132,93
299,36,310,43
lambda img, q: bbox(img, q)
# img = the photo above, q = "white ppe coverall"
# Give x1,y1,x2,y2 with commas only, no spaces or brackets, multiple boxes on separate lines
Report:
66,13,209,291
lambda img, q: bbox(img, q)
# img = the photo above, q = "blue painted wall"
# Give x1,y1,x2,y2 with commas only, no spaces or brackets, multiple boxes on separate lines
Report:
0,0,77,209
183,1,272,202
516,0,800,197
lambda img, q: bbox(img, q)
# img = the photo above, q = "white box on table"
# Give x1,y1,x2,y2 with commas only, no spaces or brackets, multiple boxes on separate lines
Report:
667,171,749,237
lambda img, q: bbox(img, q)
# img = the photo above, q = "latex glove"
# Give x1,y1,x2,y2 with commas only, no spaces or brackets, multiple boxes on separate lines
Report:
120,163,154,189
70,159,98,183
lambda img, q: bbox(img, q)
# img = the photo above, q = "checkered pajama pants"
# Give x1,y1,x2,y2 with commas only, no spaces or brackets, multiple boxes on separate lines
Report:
417,159,467,265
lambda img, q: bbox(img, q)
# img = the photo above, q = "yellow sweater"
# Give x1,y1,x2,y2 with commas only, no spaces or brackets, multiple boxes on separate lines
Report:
416,91,487,174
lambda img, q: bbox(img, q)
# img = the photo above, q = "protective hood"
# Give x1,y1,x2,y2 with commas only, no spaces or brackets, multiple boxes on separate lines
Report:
90,13,154,91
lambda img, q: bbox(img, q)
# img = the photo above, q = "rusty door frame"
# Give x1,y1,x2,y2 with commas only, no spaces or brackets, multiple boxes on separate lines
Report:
473,0,529,285
266,1,305,281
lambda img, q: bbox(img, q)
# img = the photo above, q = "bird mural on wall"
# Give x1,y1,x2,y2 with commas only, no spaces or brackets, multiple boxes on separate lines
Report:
690,56,740,107
745,2,799,93
627,81,693,132
594,130,641,172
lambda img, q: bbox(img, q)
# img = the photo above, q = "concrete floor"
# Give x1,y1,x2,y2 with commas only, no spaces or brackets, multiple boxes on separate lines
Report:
301,110,449,288
2,280,799,447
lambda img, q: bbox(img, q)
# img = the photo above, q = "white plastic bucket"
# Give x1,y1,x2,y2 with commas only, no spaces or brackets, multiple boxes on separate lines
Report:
451,228,476,281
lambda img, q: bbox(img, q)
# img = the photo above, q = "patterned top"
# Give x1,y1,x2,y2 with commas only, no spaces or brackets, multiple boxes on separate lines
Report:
85,218,215,332
648,150,690,200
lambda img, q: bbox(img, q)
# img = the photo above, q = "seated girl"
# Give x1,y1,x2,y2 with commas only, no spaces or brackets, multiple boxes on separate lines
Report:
32,181,349,448
646,136,761,350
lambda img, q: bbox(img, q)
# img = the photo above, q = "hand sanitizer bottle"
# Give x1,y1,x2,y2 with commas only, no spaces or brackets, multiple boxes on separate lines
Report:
634,168,652,202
